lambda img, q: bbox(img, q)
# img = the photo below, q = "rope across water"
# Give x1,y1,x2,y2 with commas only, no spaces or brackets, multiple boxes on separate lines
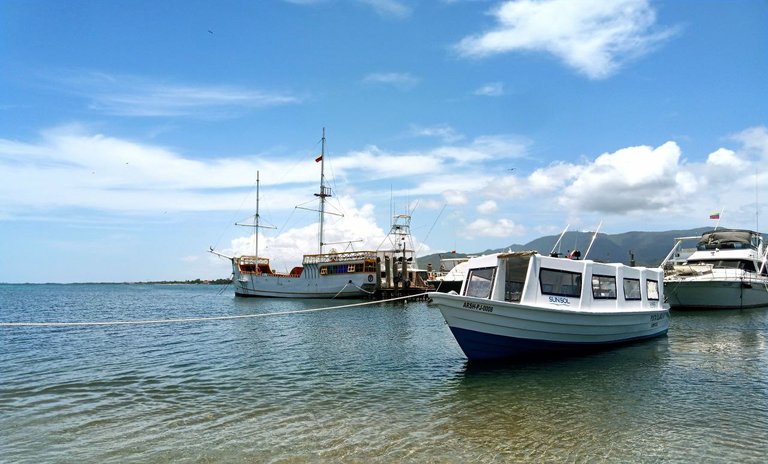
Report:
0,293,431,328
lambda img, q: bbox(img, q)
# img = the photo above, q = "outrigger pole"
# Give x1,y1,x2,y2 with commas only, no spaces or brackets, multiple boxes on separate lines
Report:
583,221,603,260
550,224,570,256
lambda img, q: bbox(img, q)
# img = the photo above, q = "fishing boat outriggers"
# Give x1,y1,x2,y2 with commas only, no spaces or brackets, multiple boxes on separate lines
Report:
211,130,380,298
428,247,670,362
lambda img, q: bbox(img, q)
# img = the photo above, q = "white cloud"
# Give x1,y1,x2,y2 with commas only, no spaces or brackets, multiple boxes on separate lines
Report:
330,134,530,183
431,135,531,163
52,71,300,117
455,0,677,79
339,145,439,178
363,72,420,90
359,0,411,18
443,190,469,205
462,218,525,239
558,142,682,213
0,126,531,219
284,0,410,18
731,126,768,159
706,148,745,168
6,123,767,248
0,125,317,215
474,82,505,96
477,200,498,214
409,124,465,143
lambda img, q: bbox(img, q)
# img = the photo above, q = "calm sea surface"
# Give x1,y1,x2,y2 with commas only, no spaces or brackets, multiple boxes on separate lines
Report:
1,284,767,463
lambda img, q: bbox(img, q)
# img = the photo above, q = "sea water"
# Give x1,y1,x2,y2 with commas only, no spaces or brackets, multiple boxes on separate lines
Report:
1,283,767,463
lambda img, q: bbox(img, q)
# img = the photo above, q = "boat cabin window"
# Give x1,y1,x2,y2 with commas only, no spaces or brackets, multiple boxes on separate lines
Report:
591,275,617,299
539,269,582,297
646,279,659,301
623,278,641,300
363,259,378,273
464,267,496,299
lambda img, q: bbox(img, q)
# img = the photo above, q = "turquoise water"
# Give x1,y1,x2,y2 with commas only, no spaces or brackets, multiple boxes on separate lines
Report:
1,284,767,463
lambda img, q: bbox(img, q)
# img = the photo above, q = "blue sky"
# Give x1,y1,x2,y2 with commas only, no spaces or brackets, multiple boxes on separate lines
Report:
1,0,766,283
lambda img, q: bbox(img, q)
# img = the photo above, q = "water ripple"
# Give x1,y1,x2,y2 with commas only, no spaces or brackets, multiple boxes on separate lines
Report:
2,284,768,462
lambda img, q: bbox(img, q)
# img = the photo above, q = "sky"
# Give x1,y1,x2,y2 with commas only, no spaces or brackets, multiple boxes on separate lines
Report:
1,0,767,283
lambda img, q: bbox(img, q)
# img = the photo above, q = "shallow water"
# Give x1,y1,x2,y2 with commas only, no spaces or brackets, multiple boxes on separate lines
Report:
1,284,767,462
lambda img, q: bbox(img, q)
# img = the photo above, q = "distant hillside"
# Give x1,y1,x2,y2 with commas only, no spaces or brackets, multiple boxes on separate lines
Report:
418,227,714,269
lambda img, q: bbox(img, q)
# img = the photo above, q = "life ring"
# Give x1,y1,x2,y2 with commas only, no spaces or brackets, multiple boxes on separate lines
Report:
368,275,374,283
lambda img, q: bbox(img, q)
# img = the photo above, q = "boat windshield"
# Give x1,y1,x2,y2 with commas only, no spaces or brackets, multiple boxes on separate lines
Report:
689,259,758,272
464,267,496,299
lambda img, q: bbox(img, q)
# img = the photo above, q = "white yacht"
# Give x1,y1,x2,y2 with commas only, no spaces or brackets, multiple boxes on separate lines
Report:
426,256,470,293
662,229,768,310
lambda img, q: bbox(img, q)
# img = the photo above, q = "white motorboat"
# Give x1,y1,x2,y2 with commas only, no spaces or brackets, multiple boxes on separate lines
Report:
426,256,470,293
662,229,768,310
428,250,669,362
211,129,380,298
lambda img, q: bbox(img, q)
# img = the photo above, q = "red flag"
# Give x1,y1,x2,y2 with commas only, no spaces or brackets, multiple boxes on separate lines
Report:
315,155,323,163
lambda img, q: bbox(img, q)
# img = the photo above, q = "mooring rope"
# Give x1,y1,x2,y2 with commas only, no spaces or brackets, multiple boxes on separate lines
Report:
0,292,431,328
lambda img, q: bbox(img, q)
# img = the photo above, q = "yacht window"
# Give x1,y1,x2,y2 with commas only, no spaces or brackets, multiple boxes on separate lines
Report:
592,275,617,299
539,269,582,297
464,267,496,299
623,278,641,300
646,279,659,301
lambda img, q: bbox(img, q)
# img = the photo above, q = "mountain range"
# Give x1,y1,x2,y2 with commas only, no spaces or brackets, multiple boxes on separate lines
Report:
418,227,718,269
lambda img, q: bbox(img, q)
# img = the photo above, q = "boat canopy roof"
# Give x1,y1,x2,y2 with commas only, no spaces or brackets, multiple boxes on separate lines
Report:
697,229,758,250
498,251,537,259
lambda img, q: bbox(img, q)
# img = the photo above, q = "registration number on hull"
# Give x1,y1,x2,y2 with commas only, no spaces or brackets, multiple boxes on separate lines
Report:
463,301,494,313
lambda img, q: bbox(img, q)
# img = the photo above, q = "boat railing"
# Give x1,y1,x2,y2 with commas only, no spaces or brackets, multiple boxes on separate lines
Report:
237,256,270,265
302,250,378,265
660,236,703,268
667,265,768,282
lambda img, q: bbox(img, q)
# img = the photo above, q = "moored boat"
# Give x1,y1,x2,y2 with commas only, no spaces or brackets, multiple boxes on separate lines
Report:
211,129,380,298
662,229,768,310
426,256,470,293
428,250,669,362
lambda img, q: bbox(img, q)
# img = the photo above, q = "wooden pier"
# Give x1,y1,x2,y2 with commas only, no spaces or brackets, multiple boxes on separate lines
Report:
369,253,433,301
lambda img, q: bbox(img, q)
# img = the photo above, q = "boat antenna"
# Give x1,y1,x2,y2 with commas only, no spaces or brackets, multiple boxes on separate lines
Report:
756,166,759,234
583,220,602,260
550,224,570,256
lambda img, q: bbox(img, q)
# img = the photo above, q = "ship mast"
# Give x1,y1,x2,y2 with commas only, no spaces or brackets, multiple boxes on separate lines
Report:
315,128,331,255
255,171,260,257
235,170,275,257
